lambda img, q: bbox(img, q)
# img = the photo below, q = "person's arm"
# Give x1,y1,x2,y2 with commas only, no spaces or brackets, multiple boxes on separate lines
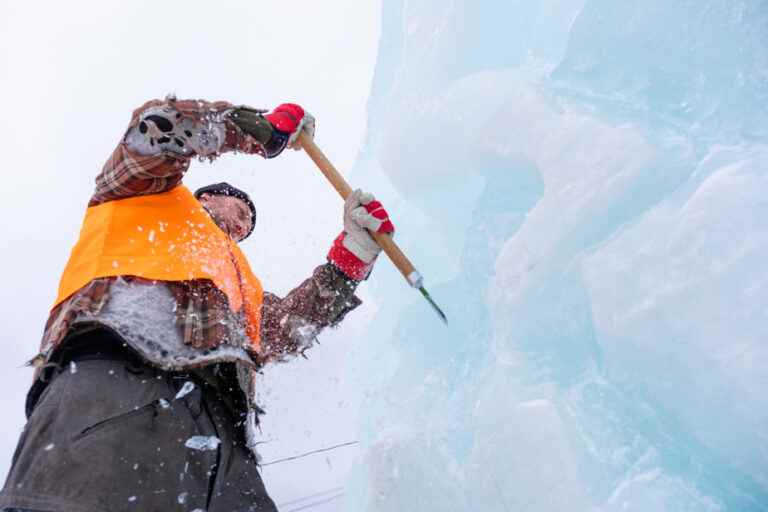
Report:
258,190,395,362
90,96,315,206
259,263,362,361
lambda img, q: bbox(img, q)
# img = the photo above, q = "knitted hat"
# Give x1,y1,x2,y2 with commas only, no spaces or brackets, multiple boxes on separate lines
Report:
194,182,257,240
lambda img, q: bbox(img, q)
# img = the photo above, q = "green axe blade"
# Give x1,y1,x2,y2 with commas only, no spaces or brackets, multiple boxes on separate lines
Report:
418,285,447,324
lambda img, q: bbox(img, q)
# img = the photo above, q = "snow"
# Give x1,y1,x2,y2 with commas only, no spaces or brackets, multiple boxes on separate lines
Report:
346,0,768,510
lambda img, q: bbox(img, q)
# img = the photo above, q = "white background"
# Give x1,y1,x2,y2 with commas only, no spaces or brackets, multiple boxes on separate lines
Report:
0,1,381,509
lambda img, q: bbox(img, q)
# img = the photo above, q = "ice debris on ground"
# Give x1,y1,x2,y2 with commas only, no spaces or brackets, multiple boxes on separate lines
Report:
345,0,768,511
185,436,220,451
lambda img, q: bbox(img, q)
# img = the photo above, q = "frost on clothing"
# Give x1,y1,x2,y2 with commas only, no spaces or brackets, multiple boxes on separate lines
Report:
124,105,227,158
74,278,257,369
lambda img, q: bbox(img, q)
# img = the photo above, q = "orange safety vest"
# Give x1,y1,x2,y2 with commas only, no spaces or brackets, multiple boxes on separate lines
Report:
54,185,263,349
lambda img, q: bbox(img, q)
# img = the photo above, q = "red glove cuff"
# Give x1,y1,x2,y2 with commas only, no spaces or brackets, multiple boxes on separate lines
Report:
327,232,375,281
264,103,305,134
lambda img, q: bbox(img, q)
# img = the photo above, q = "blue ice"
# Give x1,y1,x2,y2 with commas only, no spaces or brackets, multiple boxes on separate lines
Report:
345,1,768,511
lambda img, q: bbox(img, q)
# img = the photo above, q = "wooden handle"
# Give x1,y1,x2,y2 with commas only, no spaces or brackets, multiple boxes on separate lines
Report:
298,132,418,284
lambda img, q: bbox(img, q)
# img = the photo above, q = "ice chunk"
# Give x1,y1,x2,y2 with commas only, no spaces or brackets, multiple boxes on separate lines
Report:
185,436,220,451
174,381,195,400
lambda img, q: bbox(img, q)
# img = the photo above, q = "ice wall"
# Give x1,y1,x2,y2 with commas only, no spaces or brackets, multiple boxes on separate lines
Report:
346,1,768,511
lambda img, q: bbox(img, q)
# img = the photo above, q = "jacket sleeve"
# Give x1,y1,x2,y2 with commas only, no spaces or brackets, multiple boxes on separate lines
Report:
90,96,279,206
258,263,362,362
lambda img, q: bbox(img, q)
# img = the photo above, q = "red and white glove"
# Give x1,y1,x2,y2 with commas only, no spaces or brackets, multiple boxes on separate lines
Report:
264,103,316,151
328,189,395,280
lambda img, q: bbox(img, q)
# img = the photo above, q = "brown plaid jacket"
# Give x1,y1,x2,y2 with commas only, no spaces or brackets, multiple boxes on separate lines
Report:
40,98,360,367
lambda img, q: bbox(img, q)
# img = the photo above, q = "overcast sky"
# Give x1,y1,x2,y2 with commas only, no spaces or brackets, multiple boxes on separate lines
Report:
0,1,382,508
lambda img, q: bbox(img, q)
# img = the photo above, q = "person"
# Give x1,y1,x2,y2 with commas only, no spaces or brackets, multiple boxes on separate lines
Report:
0,96,395,512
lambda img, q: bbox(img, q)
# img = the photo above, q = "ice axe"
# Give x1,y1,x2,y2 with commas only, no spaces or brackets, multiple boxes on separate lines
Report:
298,132,447,324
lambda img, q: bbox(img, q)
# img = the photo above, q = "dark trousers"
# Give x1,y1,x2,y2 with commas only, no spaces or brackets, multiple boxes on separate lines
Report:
0,339,277,512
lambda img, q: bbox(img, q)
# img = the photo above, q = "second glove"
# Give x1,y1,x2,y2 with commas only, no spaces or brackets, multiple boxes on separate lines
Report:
327,189,395,280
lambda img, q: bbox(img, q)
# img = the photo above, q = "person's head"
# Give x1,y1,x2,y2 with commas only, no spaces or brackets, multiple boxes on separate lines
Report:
194,183,257,242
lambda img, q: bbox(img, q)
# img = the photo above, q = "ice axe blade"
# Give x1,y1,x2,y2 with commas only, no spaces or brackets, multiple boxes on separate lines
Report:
419,286,448,324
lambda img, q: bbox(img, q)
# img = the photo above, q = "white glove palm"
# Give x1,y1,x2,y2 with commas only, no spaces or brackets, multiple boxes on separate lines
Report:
328,189,395,280
343,190,387,262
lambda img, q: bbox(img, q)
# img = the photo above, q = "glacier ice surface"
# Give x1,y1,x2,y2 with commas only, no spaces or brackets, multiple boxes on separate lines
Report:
346,1,768,510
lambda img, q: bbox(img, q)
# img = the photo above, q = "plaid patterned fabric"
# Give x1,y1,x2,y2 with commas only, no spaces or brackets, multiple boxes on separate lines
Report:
90,98,269,206
40,98,360,368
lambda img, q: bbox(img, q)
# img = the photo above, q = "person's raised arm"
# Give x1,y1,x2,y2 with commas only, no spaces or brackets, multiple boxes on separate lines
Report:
90,96,315,206
257,190,395,362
